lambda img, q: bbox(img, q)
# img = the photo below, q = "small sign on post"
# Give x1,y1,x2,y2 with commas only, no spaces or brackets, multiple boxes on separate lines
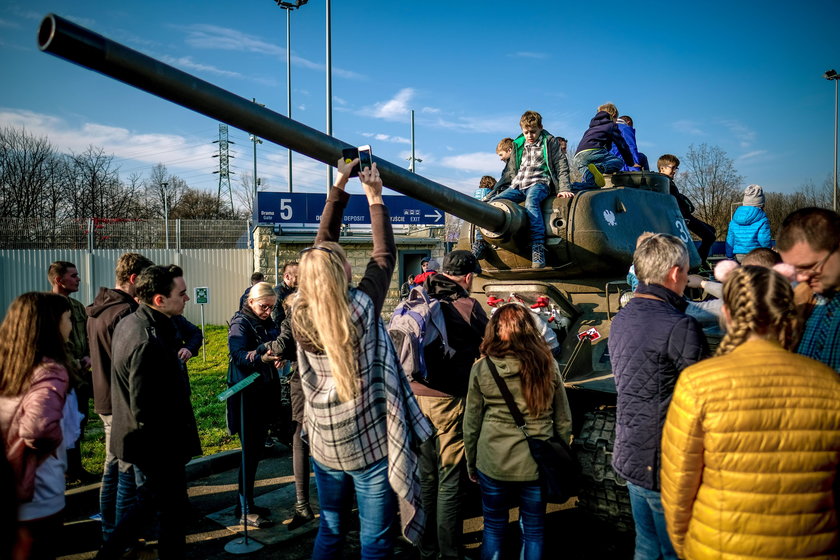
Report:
194,287,209,362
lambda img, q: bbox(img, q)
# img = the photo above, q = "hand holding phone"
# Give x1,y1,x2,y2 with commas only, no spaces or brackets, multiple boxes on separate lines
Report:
358,145,373,172
340,147,360,178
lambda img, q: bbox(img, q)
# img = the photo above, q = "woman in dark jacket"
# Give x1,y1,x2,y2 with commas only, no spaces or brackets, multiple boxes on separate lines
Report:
227,282,279,527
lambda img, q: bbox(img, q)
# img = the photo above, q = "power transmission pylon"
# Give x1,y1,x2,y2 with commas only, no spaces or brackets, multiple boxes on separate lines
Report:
213,124,235,214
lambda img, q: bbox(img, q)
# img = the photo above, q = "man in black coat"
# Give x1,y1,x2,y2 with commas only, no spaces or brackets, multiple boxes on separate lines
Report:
608,234,708,559
99,265,201,560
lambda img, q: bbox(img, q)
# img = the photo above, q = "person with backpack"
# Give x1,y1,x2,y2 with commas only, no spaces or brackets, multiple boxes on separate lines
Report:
408,249,488,560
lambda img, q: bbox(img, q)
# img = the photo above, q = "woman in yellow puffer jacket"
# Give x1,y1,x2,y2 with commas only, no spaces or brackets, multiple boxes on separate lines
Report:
661,266,840,559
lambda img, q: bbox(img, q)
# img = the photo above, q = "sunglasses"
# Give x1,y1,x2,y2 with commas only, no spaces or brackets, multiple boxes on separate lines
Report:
254,302,273,312
300,246,334,255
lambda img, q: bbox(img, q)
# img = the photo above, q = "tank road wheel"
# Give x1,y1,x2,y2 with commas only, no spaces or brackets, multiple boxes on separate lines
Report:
573,409,633,532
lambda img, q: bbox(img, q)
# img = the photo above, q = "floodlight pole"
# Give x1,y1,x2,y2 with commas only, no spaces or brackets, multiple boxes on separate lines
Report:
275,1,308,192
325,0,333,192
826,70,839,212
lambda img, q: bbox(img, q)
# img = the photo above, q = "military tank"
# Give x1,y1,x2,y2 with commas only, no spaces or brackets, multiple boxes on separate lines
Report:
39,13,704,531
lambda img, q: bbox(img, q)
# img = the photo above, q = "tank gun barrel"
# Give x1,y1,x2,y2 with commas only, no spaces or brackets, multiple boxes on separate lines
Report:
37,14,507,233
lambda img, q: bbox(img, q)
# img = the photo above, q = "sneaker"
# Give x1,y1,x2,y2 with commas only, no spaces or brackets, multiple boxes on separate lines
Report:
587,163,606,188
532,245,546,269
471,239,487,260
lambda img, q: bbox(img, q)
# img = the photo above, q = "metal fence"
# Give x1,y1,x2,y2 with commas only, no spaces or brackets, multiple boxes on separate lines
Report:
0,248,254,325
0,218,252,249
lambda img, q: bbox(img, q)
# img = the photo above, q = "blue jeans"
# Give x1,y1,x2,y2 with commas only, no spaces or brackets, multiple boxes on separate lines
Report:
99,414,142,541
477,471,544,560
626,482,678,560
491,183,549,247
574,148,625,185
312,457,397,560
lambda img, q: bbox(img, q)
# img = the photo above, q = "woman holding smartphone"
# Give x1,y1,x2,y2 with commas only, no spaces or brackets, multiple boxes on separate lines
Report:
292,157,431,559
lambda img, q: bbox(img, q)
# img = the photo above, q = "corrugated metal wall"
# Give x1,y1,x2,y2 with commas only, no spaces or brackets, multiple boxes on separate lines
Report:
0,249,253,325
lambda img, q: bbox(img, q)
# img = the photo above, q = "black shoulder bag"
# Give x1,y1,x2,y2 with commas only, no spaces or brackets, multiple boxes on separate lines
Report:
485,358,580,503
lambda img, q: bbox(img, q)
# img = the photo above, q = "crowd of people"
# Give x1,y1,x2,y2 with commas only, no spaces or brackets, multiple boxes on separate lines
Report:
1,141,839,560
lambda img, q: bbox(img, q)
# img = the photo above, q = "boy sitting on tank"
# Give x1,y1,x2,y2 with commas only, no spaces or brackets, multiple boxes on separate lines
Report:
572,103,636,188
658,154,716,269
490,111,572,269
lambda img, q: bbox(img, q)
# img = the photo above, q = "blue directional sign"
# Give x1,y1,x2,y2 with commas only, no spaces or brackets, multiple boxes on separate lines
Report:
256,192,444,227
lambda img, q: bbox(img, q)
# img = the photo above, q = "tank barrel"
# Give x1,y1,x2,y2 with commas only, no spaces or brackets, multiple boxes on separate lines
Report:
37,14,507,233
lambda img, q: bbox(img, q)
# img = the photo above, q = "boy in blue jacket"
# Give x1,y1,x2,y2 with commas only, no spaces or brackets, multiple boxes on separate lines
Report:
726,184,772,262
492,111,572,268
573,103,636,187
610,115,643,171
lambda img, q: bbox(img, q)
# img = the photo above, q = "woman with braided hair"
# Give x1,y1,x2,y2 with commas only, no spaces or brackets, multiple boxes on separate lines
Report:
660,266,840,560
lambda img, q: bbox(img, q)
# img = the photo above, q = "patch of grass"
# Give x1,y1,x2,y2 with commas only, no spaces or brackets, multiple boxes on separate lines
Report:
81,324,238,473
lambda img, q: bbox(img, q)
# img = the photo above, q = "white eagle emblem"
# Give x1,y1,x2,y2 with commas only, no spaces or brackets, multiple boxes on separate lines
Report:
603,209,617,226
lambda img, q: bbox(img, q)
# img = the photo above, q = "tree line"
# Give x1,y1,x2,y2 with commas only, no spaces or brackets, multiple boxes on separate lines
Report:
2,126,834,247
0,126,249,226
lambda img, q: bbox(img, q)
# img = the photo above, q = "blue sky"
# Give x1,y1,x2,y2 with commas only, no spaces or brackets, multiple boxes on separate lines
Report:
1,0,839,202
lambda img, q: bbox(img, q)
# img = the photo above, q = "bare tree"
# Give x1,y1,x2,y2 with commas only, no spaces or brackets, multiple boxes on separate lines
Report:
0,126,64,221
173,187,240,219
144,163,188,219
236,171,267,218
679,144,743,240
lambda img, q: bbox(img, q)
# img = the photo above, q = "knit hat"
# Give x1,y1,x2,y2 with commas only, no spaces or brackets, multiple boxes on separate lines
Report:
742,184,765,207
424,259,441,272
442,250,482,276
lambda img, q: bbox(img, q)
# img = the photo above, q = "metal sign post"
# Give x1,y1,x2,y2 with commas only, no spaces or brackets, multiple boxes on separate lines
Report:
194,287,209,362
218,372,262,554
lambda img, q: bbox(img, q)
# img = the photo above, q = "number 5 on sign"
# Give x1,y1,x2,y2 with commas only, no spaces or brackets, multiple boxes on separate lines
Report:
279,199,292,220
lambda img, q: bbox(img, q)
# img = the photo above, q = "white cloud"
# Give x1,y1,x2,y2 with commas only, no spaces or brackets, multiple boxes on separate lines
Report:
672,120,705,136
421,106,440,114
512,51,548,59
719,119,756,148
161,55,244,79
361,132,410,144
736,150,767,162
367,88,415,120
432,114,516,134
0,18,19,28
440,152,500,173
178,24,363,80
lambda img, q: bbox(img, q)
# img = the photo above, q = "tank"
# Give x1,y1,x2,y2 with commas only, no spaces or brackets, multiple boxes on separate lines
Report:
38,13,705,530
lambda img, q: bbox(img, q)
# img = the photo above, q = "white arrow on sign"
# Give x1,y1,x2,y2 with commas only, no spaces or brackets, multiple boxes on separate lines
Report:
424,209,443,222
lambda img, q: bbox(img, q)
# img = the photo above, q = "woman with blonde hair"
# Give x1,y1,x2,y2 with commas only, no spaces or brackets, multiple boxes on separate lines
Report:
464,303,572,560
227,281,279,527
0,292,79,560
661,266,840,559
293,158,431,559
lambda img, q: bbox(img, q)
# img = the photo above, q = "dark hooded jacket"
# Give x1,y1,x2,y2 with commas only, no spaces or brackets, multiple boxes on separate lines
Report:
86,287,138,415
575,111,634,166
608,282,708,491
412,273,488,398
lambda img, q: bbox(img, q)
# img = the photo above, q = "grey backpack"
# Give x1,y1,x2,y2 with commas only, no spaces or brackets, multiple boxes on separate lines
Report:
388,286,454,385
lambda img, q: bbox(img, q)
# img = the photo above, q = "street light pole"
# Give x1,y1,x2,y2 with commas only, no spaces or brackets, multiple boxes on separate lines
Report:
275,1,308,193
250,99,264,211
825,69,839,212
407,109,423,172
162,181,169,249
325,0,333,191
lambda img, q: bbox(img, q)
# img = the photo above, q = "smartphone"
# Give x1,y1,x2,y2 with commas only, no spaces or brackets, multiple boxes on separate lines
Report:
341,147,360,177
358,145,373,172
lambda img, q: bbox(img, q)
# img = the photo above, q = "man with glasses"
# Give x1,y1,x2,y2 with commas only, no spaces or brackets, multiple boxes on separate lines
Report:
777,207,840,372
